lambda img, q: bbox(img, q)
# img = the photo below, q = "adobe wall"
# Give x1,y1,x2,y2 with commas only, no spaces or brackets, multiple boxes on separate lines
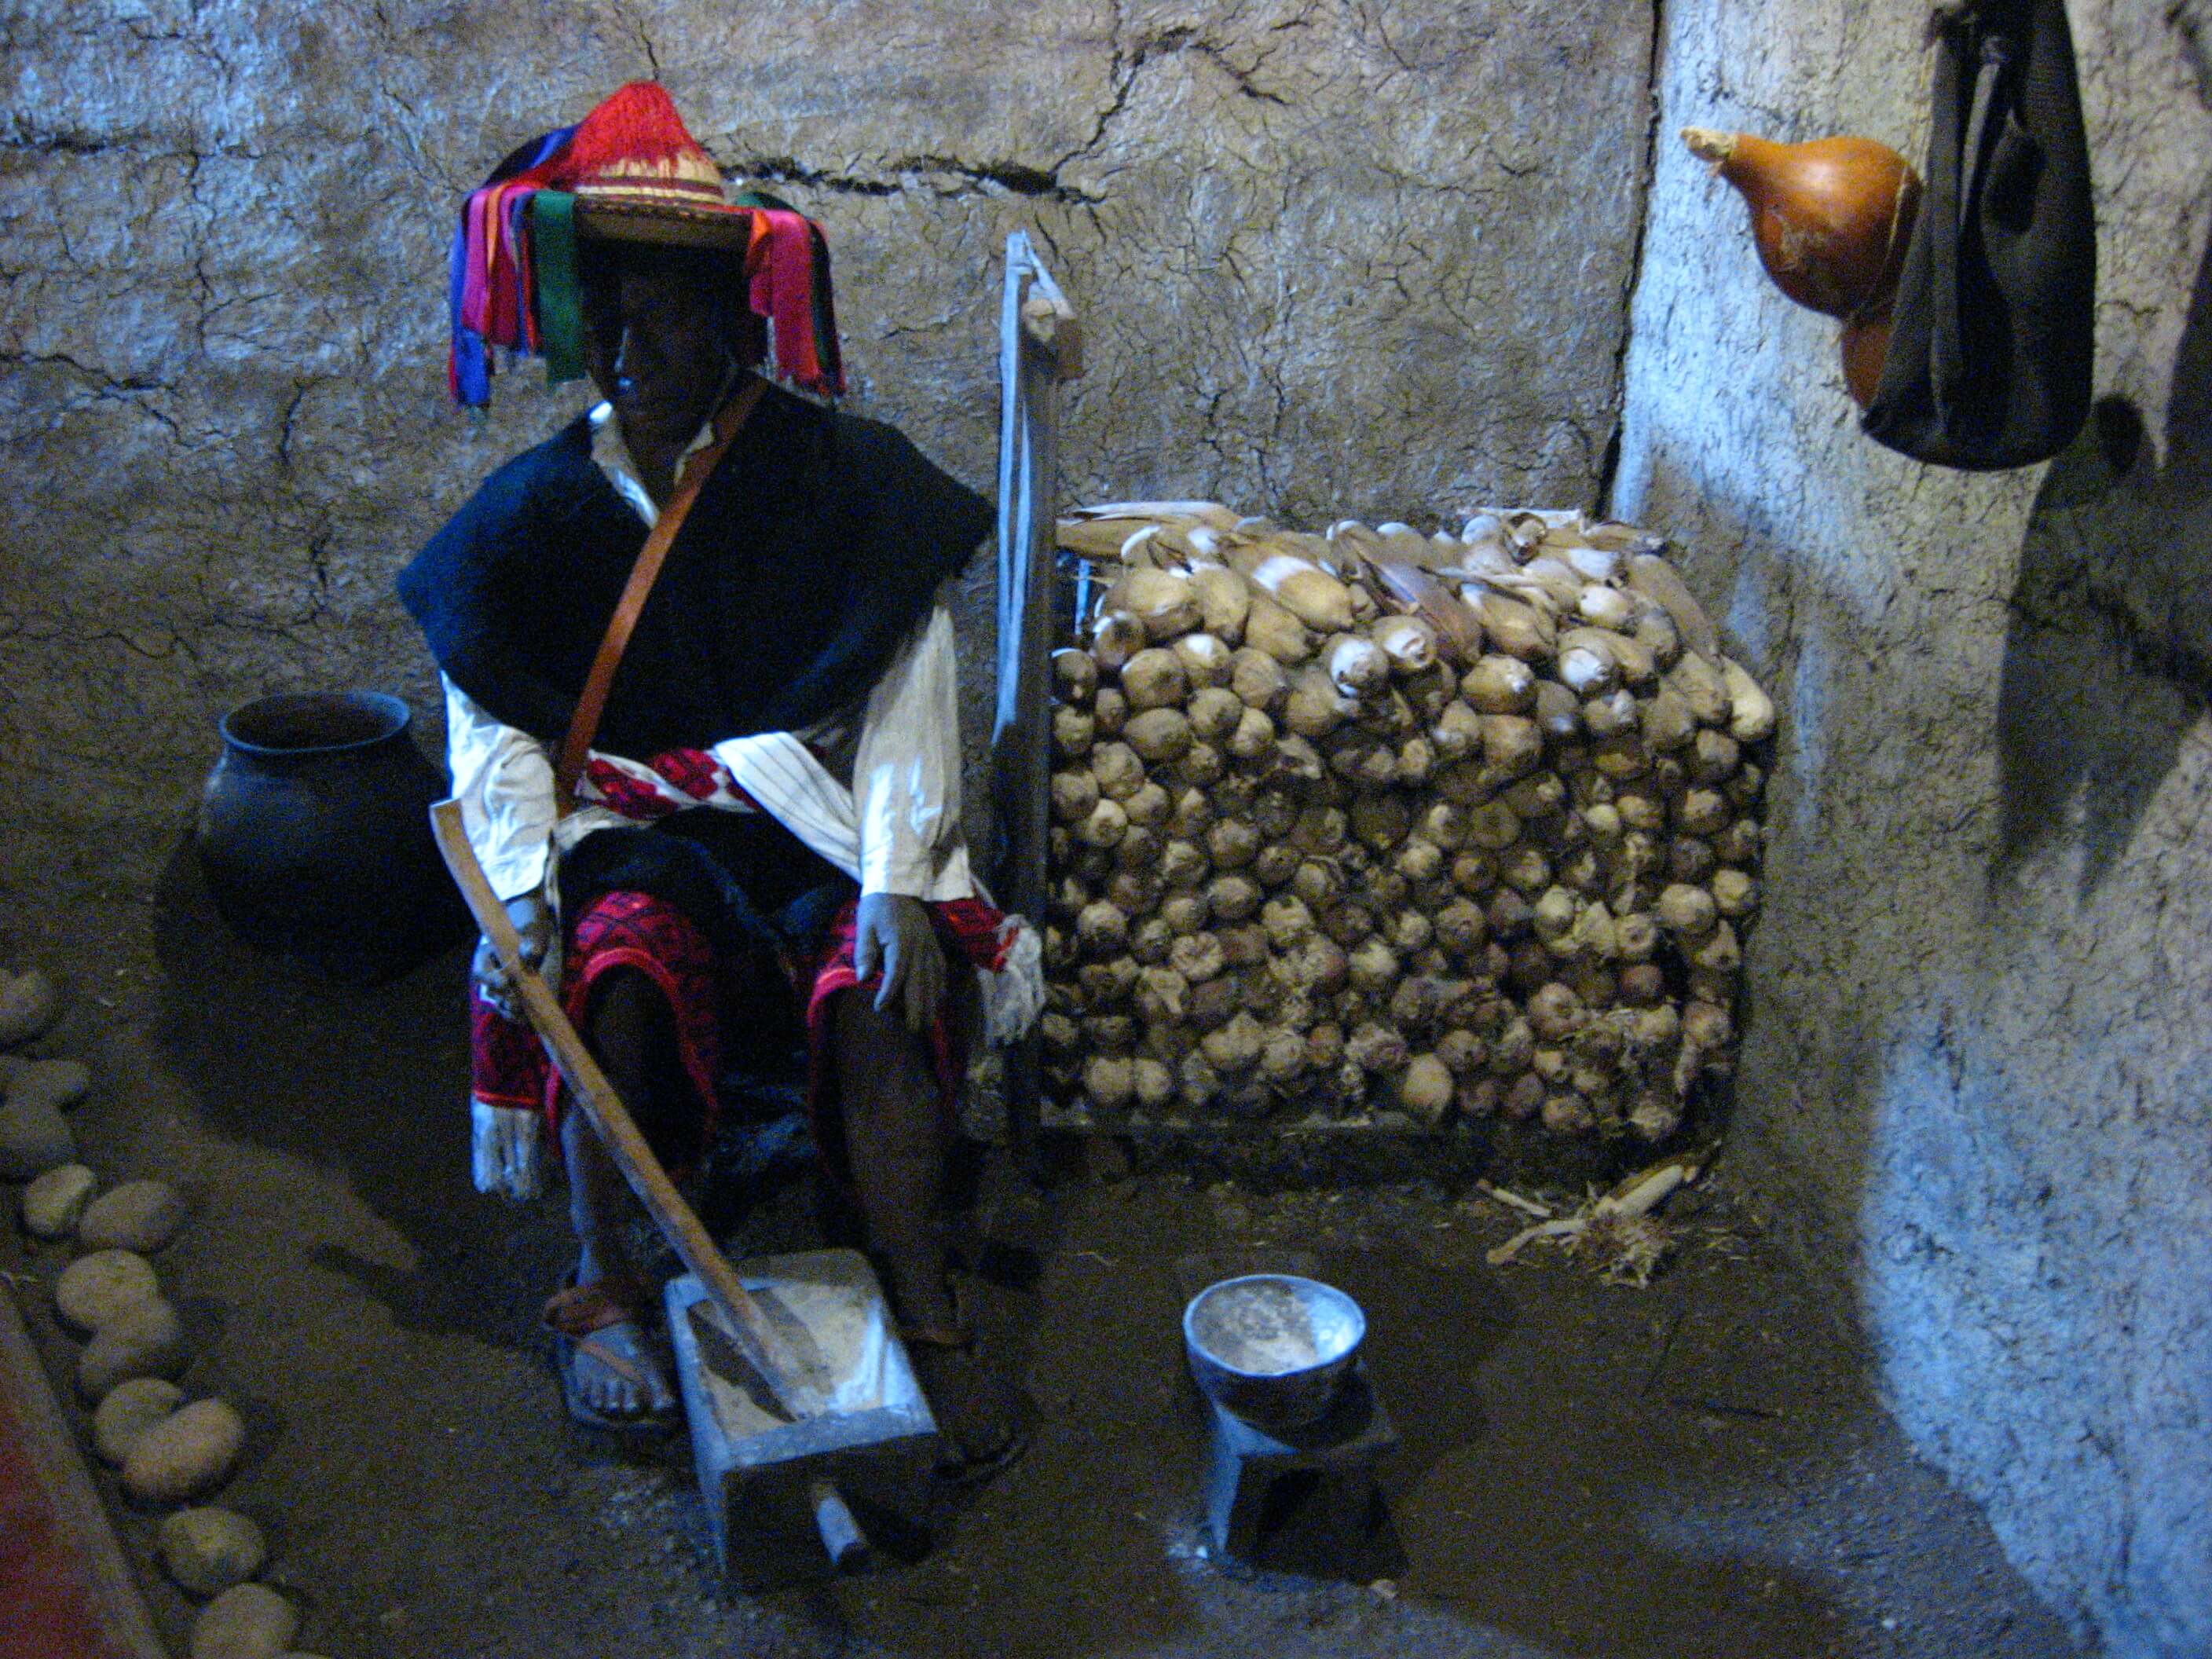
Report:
0,0,1652,895
1613,1,2212,1650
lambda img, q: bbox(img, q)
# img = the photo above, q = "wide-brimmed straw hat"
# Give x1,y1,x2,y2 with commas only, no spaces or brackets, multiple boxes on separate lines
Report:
558,82,756,251
447,82,841,406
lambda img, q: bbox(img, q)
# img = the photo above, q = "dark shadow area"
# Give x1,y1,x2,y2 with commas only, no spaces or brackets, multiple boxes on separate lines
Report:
114,714,2074,1658
1599,250,2212,1646
149,828,860,1351
1316,1243,1512,1492
1994,234,2212,896
150,832,558,1349
1383,1258,1861,1658
898,1180,1919,1659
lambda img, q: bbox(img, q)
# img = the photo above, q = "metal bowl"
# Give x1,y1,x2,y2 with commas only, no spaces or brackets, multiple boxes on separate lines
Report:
1183,1274,1366,1432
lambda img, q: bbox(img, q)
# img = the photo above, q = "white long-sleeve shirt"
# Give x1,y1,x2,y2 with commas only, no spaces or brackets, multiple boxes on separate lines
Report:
445,400,974,906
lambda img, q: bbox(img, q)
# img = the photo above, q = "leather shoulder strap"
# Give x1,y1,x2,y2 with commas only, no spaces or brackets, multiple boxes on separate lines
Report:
555,376,767,813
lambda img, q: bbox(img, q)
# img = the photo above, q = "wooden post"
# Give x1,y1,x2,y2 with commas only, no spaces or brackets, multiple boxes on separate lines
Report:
993,231,1082,1157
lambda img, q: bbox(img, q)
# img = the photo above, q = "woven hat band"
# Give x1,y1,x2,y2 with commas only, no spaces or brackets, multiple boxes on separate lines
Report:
577,177,733,209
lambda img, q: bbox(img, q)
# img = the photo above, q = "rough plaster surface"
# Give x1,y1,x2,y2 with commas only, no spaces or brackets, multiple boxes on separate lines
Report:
0,0,1652,902
1614,1,2212,1652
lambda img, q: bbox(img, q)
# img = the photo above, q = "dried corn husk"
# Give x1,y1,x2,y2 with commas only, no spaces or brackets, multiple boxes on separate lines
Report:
1093,611,1147,672
1125,708,1193,763
1053,648,1097,701
1056,517,1158,560
1174,632,1235,689
1666,652,1733,726
1228,707,1276,761
1399,1055,1453,1124
1325,633,1390,698
1053,705,1097,760
1481,715,1544,778
1284,668,1353,739
1711,868,1760,917
1507,556,1588,612
1626,553,1720,662
1244,591,1316,664
1721,657,1775,742
1092,742,1144,800
1189,566,1251,643
1555,629,1621,696
1528,680,1580,744
1466,584,1555,661
1675,788,1730,837
1240,549,1355,634
1120,648,1187,713
1687,729,1740,785
1577,584,1635,629
1364,555,1483,665
1582,689,1638,740
1109,568,1202,640
1066,498,1238,529
1173,738,1222,782
1459,654,1533,719
1057,757,1115,826
1075,798,1127,849
1715,818,1763,865
1230,647,1288,711
1183,686,1243,745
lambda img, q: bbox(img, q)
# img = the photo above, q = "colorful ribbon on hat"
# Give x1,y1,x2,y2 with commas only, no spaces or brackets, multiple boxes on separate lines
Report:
448,126,577,407
733,192,843,398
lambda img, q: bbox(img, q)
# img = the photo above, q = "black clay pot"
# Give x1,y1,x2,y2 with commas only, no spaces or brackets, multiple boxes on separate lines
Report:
196,690,467,983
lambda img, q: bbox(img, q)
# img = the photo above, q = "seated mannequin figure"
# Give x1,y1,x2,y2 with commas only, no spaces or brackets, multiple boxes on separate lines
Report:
396,83,1033,1470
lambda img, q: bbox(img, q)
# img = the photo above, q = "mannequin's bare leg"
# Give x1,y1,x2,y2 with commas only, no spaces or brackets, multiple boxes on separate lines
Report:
828,987,1019,1467
558,968,677,1419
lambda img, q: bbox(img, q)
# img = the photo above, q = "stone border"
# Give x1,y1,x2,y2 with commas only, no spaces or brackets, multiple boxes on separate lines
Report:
3,962,324,1659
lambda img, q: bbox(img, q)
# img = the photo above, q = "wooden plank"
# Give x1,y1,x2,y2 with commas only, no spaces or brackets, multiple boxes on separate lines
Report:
0,1276,170,1659
430,802,830,1421
992,231,1082,1155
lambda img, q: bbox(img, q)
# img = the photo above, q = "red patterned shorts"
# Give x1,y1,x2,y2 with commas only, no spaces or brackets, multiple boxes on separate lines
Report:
471,888,1008,1180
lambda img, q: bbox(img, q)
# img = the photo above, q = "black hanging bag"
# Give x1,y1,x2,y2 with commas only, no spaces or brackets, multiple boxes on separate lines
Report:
1863,0,2096,469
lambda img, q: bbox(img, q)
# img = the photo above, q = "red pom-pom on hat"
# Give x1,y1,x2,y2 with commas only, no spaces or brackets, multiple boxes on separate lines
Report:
555,82,706,176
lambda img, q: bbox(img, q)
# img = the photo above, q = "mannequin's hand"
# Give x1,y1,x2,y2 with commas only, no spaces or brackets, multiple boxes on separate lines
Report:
471,892,554,1021
852,892,946,1032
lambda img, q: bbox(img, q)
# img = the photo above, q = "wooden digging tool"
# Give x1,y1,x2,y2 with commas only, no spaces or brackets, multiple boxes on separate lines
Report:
430,799,831,1423
991,229,1083,1158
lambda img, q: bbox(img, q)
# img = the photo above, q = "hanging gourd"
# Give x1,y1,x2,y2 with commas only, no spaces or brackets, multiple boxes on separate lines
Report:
1682,128,1921,407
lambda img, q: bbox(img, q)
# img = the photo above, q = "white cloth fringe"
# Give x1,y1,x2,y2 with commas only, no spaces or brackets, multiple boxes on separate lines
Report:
981,914,1045,1045
471,1097,546,1200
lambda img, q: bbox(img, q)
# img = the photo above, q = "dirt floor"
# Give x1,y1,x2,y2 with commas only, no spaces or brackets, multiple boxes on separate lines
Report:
3,860,2090,1659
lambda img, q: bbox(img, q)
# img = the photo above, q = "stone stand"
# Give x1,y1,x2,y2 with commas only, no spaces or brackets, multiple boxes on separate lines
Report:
665,1251,939,1591
1199,1362,1401,1576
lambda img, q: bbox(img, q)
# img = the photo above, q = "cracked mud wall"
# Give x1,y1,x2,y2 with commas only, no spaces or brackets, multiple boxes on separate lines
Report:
1613,1,2212,1653
0,0,1653,903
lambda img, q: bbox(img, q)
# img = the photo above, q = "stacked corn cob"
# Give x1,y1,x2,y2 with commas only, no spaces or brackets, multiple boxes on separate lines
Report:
1041,503,1773,1142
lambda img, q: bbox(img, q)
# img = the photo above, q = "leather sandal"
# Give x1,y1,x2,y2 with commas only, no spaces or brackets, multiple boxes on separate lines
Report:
896,1281,1030,1483
543,1278,676,1434
895,1271,987,1353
